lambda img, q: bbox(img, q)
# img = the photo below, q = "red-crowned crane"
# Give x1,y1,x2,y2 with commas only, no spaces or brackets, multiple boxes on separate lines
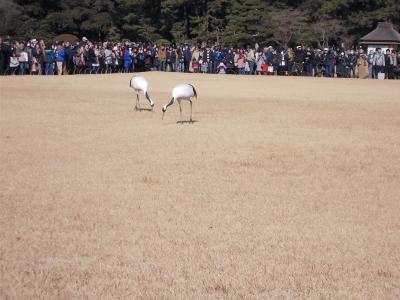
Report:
129,76,154,111
162,84,197,123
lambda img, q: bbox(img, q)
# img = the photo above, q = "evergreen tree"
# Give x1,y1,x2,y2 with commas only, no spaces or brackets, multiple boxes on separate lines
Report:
1,0,399,47
222,0,270,46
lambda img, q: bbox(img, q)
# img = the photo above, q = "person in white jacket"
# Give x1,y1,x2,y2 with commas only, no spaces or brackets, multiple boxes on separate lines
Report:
9,51,19,75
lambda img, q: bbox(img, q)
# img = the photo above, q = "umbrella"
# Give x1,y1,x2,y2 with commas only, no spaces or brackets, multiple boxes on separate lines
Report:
54,34,80,43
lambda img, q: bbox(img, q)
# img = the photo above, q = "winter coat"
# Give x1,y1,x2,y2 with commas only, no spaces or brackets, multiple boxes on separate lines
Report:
45,49,55,63
357,54,368,79
158,48,166,60
55,48,65,62
373,53,385,66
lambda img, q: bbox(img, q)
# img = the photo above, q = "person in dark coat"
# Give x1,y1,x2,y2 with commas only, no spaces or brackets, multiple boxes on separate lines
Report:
136,48,146,72
0,39,12,75
324,48,334,77
384,49,392,79
225,49,235,74
313,49,324,77
304,48,314,76
389,49,398,79
64,42,74,74
183,45,192,72
348,50,358,78
336,52,347,78
166,47,176,72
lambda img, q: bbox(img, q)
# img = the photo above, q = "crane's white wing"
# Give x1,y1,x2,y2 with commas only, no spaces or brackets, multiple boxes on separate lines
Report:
131,76,148,91
172,84,195,99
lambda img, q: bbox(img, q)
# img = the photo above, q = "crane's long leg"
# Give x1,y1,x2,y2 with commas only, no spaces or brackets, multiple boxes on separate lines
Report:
190,100,193,123
178,100,183,124
145,92,154,112
135,93,139,111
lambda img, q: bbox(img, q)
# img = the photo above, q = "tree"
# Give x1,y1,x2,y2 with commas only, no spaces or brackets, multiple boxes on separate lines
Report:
270,8,307,47
0,0,22,36
310,16,346,48
221,0,270,46
1,0,399,46
189,0,230,43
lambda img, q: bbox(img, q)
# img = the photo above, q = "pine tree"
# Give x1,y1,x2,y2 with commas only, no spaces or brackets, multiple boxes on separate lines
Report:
189,0,230,44
222,0,270,46
2,0,400,45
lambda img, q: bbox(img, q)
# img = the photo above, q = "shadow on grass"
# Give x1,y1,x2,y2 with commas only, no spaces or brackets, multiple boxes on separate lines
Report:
162,120,200,125
176,120,199,124
133,107,154,112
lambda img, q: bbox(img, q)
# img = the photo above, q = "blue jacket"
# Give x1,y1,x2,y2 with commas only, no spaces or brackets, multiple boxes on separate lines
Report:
55,49,65,62
124,50,132,63
213,51,222,62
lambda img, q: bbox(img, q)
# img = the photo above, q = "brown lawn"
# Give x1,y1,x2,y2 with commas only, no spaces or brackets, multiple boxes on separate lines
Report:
1,72,400,299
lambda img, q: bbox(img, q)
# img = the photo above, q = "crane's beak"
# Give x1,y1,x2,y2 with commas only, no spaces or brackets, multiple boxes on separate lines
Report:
162,111,165,120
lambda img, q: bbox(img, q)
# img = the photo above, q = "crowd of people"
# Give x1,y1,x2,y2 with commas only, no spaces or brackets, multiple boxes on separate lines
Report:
0,37,399,79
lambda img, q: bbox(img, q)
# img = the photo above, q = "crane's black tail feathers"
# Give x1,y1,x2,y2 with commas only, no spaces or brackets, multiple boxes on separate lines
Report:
188,84,198,99
129,76,136,87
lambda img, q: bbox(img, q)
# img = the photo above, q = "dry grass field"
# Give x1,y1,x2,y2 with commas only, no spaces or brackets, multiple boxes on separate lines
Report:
1,72,400,299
